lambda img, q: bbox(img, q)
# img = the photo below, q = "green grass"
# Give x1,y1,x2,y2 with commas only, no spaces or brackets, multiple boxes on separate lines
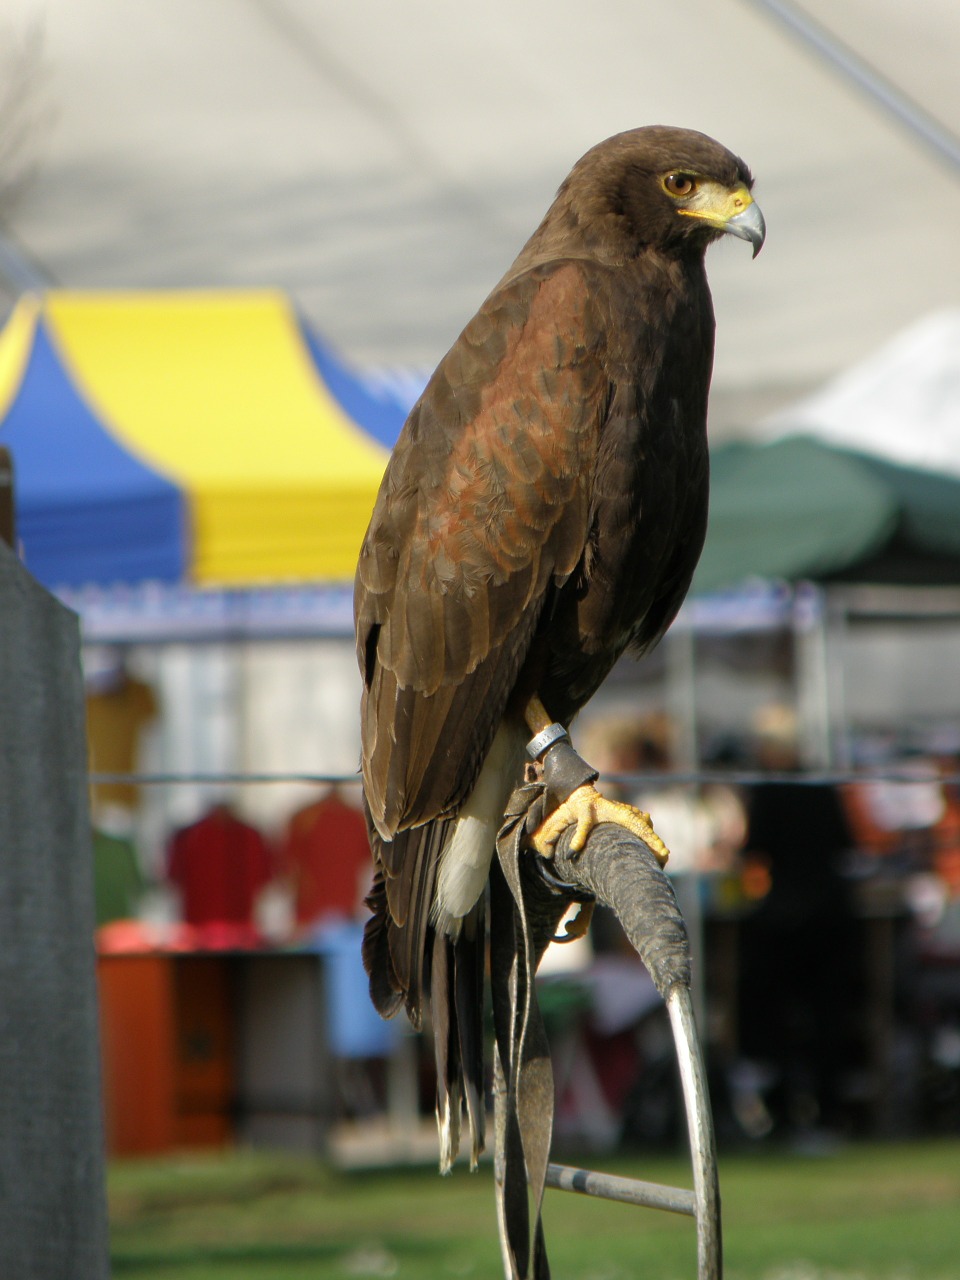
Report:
109,1140,960,1279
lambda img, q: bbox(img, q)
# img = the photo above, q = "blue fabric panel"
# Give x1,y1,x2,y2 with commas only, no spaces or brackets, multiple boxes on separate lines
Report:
2,323,187,588
298,322,409,452
308,921,399,1058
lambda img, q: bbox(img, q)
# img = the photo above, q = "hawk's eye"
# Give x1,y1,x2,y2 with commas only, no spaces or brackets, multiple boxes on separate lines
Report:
663,172,697,198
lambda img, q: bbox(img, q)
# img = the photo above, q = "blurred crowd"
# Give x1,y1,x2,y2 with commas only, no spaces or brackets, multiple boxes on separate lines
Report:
86,658,960,1147
561,702,960,1147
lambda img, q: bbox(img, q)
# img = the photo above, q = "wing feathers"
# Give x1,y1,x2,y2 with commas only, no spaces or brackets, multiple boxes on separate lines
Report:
358,262,607,844
357,262,609,1089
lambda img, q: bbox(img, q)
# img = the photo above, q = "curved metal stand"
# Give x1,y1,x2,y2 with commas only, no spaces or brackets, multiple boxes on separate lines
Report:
536,820,723,1279
493,791,723,1278
668,982,722,1279
542,982,721,1279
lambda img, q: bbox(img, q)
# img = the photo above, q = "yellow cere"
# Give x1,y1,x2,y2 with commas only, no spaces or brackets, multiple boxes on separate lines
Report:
677,182,754,226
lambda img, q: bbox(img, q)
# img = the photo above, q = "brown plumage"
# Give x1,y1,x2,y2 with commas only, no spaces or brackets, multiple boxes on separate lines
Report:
355,125,763,1168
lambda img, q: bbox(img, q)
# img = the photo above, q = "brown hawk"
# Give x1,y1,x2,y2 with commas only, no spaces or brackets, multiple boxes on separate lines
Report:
355,125,764,1169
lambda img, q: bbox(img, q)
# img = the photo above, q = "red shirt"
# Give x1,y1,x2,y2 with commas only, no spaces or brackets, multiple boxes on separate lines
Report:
168,806,273,927
281,791,371,925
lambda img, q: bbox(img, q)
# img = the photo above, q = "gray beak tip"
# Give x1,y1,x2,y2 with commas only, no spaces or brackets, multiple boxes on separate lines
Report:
725,202,766,258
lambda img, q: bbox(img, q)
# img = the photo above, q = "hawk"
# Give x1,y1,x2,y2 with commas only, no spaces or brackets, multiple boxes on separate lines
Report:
355,125,764,1169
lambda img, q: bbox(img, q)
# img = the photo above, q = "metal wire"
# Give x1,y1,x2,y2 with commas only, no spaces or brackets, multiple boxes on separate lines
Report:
87,767,960,787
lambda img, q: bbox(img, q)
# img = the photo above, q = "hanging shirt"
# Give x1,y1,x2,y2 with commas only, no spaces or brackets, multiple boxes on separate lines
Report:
86,673,157,812
92,828,144,926
280,790,371,926
167,806,274,927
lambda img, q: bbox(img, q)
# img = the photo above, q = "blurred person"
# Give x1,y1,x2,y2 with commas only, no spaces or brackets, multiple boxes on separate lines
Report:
842,740,945,865
589,711,746,875
932,755,960,898
737,704,861,1141
898,746,960,1133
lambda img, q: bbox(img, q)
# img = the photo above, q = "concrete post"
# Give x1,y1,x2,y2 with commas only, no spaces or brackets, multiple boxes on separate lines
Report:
0,539,110,1278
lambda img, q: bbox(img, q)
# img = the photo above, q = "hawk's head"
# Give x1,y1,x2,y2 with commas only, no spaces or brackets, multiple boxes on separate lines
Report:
559,125,765,260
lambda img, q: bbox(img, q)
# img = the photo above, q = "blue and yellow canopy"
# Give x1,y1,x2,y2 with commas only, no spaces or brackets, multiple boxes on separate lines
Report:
0,290,411,590
9,292,959,617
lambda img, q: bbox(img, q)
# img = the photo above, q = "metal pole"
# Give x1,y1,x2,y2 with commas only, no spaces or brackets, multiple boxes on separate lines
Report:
793,583,832,770
545,1163,696,1217
0,231,52,293
0,446,14,549
666,626,708,1035
743,0,960,173
668,984,722,1280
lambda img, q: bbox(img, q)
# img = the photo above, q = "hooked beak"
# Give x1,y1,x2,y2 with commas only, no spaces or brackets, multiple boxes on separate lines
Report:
677,181,766,258
723,199,766,258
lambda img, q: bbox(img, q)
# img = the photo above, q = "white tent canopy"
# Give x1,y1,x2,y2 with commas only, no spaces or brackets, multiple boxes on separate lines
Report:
761,309,960,474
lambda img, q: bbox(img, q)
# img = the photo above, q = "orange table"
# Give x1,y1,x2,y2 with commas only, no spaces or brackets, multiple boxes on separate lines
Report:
97,950,333,1156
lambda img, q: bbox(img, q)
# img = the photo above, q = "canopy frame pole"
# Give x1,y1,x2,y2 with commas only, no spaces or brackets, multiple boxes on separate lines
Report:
743,0,960,173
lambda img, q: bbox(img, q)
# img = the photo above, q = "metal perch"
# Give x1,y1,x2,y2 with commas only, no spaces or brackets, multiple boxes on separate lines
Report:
492,787,722,1279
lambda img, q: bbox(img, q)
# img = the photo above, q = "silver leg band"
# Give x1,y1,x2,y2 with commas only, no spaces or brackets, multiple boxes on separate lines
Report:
526,722,569,761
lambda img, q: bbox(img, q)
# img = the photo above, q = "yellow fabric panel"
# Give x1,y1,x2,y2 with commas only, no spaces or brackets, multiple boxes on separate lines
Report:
44,290,390,584
0,294,40,422
189,481,388,584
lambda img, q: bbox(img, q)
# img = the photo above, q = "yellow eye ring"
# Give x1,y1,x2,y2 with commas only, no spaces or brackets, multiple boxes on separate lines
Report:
663,172,697,198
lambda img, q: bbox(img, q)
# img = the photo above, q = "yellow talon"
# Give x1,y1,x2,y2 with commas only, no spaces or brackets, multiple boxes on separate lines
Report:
530,783,670,866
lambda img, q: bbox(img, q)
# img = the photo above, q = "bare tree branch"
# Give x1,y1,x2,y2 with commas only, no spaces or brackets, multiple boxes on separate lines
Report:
0,19,53,214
